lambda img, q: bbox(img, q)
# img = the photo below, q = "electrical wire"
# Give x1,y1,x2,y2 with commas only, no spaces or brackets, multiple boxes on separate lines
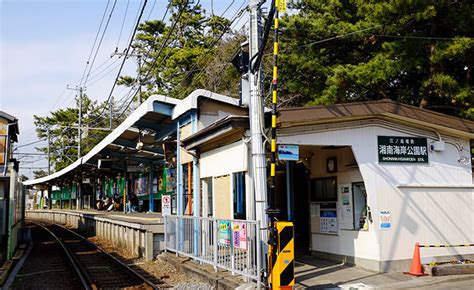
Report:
83,0,118,86
116,0,130,50
105,1,188,125
86,57,122,87
78,0,112,87
146,0,158,20
86,0,149,126
174,2,248,94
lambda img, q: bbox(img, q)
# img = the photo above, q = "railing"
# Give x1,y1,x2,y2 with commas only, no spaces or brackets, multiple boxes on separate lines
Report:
164,215,261,286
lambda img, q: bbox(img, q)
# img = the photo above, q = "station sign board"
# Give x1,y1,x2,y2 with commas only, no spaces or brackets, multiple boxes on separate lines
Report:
378,136,428,163
278,144,299,161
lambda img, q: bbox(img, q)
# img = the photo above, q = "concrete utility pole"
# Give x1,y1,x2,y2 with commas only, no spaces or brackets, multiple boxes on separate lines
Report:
248,0,268,265
111,51,143,104
47,127,51,175
67,85,86,159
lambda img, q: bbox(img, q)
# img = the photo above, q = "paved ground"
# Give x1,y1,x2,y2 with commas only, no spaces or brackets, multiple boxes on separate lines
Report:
295,255,474,289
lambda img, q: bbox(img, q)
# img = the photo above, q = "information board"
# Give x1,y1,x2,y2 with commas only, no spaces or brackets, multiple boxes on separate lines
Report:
378,136,428,163
278,144,299,161
320,209,337,233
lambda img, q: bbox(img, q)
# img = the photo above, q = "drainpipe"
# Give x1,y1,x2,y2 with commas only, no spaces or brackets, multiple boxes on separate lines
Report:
176,119,183,251
191,111,200,257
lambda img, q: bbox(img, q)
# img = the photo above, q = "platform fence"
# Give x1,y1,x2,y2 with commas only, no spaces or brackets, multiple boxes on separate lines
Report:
164,215,261,286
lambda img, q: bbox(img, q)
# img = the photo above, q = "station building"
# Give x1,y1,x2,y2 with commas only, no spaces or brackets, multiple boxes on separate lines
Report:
182,99,474,272
24,93,474,274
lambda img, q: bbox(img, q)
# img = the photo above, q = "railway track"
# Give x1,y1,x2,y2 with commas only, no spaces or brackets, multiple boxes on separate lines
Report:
13,222,159,290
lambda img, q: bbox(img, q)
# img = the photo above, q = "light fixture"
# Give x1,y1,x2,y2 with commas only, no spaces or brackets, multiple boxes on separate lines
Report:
136,129,143,150
136,141,144,150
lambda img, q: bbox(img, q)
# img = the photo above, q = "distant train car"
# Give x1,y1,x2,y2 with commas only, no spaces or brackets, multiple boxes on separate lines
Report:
0,111,25,264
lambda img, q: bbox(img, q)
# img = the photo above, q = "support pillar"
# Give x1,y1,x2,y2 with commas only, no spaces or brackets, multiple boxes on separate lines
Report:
149,170,154,212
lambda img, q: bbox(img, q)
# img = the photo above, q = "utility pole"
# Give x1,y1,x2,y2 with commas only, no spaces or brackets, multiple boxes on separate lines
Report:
109,96,113,130
248,0,268,274
67,85,86,159
47,127,51,175
111,51,143,104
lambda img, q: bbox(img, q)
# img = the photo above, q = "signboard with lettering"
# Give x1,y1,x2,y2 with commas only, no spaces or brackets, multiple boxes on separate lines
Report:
232,222,247,250
218,221,231,246
162,195,171,216
378,136,428,163
278,144,299,161
320,209,337,233
379,211,391,230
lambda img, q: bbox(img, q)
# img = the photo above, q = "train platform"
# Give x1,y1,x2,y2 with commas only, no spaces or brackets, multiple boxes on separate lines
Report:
25,209,165,261
46,209,163,225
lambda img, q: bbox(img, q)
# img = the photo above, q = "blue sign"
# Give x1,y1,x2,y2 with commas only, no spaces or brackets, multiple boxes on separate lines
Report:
278,145,299,161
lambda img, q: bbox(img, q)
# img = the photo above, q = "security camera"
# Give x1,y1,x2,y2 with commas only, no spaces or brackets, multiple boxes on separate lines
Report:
136,141,144,150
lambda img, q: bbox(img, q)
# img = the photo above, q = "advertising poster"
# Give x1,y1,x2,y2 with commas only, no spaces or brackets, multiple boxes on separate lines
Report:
232,222,247,250
166,168,177,193
218,221,231,246
0,120,6,165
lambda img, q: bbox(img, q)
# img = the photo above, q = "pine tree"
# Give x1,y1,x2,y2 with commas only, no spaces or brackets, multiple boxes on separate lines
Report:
280,0,473,118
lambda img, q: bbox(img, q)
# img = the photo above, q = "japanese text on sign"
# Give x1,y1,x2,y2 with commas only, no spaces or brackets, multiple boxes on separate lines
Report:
232,222,247,250
378,136,428,163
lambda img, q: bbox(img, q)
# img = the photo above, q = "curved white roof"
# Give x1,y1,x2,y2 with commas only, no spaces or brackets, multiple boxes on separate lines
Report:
23,95,179,186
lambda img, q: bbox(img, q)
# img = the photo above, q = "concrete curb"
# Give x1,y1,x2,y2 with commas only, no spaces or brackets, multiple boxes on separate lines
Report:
158,252,253,289
0,243,33,289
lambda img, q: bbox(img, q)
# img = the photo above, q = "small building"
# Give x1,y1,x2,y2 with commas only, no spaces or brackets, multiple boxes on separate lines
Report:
0,111,23,263
182,99,474,272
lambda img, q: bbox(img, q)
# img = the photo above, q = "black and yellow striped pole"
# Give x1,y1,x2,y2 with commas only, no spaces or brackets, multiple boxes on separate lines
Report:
268,0,294,288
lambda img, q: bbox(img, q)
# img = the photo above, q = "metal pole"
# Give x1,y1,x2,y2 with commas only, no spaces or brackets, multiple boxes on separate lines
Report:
47,127,51,175
138,55,142,104
109,96,113,130
78,87,82,159
248,0,268,270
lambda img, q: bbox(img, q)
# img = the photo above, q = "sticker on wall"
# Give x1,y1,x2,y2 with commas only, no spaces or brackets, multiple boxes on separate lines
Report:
232,222,247,250
218,221,231,246
379,211,391,230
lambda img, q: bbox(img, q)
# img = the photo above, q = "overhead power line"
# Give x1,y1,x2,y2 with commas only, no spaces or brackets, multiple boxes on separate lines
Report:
116,0,131,49
87,0,149,127
83,0,118,86
78,0,112,86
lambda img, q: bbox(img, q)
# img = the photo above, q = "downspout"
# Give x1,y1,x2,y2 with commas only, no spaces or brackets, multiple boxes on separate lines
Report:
191,111,200,256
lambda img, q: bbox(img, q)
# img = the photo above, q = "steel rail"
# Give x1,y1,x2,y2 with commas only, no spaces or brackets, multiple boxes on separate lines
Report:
49,222,158,290
31,222,91,290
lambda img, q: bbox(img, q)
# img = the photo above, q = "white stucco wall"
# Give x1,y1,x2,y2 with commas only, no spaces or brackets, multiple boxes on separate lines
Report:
200,141,248,178
200,140,252,220
279,122,474,263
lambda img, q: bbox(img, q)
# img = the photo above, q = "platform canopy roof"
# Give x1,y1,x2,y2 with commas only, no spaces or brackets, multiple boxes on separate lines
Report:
23,89,243,187
23,95,180,186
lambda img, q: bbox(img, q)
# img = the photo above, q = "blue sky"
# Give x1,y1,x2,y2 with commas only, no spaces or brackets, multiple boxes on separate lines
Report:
0,0,249,177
